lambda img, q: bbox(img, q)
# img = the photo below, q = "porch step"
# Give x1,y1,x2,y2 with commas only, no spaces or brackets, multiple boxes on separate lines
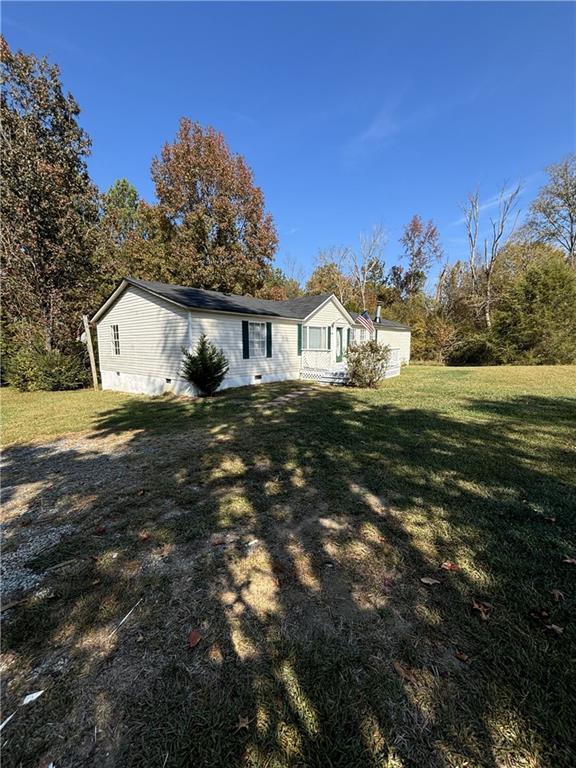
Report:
300,368,349,385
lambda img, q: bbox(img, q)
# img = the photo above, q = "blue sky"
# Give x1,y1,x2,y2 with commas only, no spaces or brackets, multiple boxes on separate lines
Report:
4,2,575,286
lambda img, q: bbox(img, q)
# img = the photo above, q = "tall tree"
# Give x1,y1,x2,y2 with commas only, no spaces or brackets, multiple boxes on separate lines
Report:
0,37,98,351
307,248,355,305
462,184,522,329
399,215,444,297
95,179,143,299
258,267,302,300
522,155,576,266
347,226,386,311
100,178,140,247
151,118,278,294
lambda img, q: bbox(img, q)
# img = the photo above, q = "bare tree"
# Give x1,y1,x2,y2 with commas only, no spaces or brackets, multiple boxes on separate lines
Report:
461,184,522,328
435,262,448,305
347,225,386,310
522,154,576,267
282,254,305,288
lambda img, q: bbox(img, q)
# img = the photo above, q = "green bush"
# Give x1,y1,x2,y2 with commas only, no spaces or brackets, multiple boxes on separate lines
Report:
346,340,391,388
181,334,229,396
444,335,502,366
6,344,90,391
493,253,576,364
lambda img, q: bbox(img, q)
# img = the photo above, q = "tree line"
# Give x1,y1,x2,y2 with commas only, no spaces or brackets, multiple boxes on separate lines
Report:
304,168,576,364
2,36,575,387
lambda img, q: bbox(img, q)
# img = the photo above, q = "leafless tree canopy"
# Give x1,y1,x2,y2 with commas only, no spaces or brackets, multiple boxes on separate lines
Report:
347,225,386,310
522,155,576,267
461,184,522,328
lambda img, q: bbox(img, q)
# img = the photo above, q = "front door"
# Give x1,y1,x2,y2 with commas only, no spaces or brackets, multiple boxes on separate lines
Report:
335,327,343,363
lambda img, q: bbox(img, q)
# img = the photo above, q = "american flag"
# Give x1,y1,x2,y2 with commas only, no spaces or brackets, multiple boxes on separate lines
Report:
356,310,375,335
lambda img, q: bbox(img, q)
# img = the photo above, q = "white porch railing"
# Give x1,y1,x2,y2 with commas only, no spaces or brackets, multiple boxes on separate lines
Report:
384,347,401,378
302,350,332,370
300,347,402,383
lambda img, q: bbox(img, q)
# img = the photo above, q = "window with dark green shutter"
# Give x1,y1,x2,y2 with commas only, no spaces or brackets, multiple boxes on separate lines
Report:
266,322,272,358
297,324,302,356
327,327,331,350
242,321,250,359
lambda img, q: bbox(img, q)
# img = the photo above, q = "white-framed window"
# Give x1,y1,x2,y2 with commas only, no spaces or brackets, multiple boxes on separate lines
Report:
350,327,367,344
302,326,328,350
110,324,120,355
249,322,266,358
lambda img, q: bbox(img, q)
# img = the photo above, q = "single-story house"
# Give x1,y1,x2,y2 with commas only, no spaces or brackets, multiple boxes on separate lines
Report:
90,278,411,396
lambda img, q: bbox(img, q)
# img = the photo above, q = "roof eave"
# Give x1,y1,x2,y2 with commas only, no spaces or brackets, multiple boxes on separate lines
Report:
90,278,305,324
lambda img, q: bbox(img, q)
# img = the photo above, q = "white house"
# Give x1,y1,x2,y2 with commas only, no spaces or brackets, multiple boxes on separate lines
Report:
90,278,411,396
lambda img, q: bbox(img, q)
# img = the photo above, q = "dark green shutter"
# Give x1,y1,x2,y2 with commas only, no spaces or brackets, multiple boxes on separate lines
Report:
242,321,250,359
266,322,272,358
347,328,351,347
327,327,331,350
297,324,302,356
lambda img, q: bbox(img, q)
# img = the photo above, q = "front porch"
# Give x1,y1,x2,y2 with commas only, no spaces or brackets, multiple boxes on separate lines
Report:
299,348,401,385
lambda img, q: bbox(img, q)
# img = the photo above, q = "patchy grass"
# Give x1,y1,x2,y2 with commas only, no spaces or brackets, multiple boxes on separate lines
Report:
1,382,319,445
1,366,575,768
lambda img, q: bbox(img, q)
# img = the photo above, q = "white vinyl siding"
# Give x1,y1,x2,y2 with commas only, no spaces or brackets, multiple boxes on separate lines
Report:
249,322,266,358
96,286,300,394
374,327,411,364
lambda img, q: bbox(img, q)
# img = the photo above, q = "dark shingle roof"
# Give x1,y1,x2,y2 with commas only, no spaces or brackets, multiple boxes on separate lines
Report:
125,278,332,320
350,310,410,331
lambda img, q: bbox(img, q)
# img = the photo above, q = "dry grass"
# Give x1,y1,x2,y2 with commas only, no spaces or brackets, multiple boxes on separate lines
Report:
1,366,575,767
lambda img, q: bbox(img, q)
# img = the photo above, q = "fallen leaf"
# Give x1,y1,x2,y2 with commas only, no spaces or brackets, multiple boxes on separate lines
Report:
212,535,226,546
20,520,31,528
544,516,556,524
94,525,106,536
441,562,459,571
550,589,565,602
420,577,440,586
137,489,145,496
234,715,252,731
454,650,470,663
187,630,202,649
393,660,418,685
545,623,564,635
136,633,144,643
563,557,576,565
22,690,44,705
89,555,100,562
472,599,493,621
138,531,150,541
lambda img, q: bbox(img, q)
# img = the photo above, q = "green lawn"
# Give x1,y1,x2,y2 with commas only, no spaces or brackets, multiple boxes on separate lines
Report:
2,366,575,768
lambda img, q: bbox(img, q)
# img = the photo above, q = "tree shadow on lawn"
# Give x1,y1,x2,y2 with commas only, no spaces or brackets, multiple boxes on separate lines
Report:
1,385,575,768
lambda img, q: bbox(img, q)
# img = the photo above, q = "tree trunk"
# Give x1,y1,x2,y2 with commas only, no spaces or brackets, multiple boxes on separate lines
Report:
484,278,492,329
